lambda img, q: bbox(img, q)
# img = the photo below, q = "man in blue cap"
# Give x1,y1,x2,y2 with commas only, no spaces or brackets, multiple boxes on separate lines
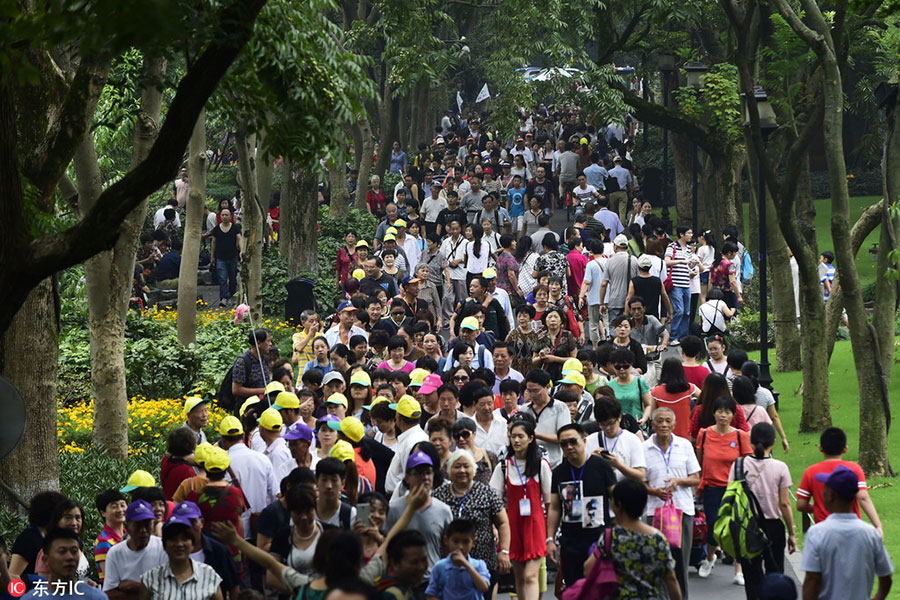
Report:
800,465,893,600
325,301,368,348
170,501,240,597
102,500,166,598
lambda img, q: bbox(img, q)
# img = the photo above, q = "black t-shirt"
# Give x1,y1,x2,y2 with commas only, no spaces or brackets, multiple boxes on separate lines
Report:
631,276,662,319
526,179,555,210
11,526,43,576
436,207,467,231
257,499,290,540
359,437,395,495
551,455,616,544
360,273,398,297
400,297,427,320
212,223,242,260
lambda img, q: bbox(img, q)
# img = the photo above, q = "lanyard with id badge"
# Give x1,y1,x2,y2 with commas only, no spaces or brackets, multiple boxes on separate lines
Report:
512,459,532,516
564,463,586,522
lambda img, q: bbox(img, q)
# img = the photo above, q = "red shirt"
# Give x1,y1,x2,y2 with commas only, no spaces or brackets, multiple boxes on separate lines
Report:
160,455,198,500
683,364,711,390
696,427,752,489
650,384,697,439
566,249,590,296
797,459,867,523
689,403,749,440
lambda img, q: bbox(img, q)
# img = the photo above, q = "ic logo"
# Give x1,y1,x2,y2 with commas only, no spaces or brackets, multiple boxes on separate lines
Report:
7,579,26,597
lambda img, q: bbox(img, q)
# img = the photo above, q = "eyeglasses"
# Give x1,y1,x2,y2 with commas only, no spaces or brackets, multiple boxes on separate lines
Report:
454,376,469,383
453,430,472,439
559,438,581,448
391,311,405,316
614,364,631,370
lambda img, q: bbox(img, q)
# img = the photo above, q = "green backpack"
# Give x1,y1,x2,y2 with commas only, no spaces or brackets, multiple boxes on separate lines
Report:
713,457,769,560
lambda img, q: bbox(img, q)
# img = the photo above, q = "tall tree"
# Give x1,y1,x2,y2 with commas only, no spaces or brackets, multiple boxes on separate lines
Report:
177,110,207,344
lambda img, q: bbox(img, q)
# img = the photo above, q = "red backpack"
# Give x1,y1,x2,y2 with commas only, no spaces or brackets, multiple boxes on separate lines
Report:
561,528,618,600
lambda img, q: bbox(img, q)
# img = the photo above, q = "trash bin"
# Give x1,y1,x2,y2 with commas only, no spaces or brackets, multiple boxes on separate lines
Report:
285,277,316,324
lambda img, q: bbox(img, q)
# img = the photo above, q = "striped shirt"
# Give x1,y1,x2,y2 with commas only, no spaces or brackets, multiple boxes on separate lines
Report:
291,330,317,376
141,559,222,600
667,242,693,288
93,524,125,583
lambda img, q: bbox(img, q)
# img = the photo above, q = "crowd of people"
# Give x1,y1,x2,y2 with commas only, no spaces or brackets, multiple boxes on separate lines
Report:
1,107,892,600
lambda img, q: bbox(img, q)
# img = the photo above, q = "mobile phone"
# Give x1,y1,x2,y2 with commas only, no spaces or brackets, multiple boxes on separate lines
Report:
356,502,371,525
600,450,612,458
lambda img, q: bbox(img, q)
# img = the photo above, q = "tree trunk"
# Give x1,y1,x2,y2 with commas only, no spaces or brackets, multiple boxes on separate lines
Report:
82,55,166,459
177,110,206,345
350,121,363,173
374,80,396,178
0,279,60,507
355,118,374,211
257,139,274,220
328,158,350,219
283,161,320,276
672,132,692,225
235,125,263,321
795,150,817,242
701,150,743,244
766,198,802,372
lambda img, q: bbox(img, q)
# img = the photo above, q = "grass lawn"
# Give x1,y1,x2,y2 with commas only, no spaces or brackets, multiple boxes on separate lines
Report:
748,338,900,572
739,195,883,286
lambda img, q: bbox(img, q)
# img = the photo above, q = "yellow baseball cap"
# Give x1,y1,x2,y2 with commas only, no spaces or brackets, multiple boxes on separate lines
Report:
194,442,214,467
330,439,355,462
562,358,583,375
363,395,391,410
326,393,349,409
328,416,365,443
383,234,397,242
482,267,497,279
559,371,586,388
183,396,209,417
265,381,286,395
204,447,231,473
386,227,398,236
352,269,366,280
355,240,370,249
274,391,300,410
408,368,429,388
218,415,244,436
258,407,284,432
389,395,422,419
349,371,372,387
239,395,261,417
580,137,589,145
120,469,155,492
460,316,479,331
394,219,407,228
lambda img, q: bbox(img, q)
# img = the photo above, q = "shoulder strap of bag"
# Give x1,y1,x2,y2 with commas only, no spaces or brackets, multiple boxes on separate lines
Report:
339,503,351,529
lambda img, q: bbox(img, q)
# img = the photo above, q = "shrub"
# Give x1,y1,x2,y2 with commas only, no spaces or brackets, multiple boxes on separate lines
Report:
727,311,775,351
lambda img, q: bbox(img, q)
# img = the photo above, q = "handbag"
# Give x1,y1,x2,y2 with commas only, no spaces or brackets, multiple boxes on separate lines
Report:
664,245,675,292
692,507,708,543
564,296,582,338
560,528,618,600
652,499,683,548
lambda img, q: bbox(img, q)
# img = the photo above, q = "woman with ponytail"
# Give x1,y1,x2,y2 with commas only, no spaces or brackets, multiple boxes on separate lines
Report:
727,423,796,598
741,361,790,453
465,222,489,287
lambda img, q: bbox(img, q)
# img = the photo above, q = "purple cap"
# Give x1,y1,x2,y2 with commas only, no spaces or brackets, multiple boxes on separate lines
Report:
171,501,202,519
125,500,155,522
284,422,314,442
162,515,193,536
814,464,860,498
337,300,356,313
317,414,341,428
406,450,434,471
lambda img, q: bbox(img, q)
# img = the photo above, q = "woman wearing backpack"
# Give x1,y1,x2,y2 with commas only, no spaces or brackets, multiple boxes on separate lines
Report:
582,478,682,599
695,395,751,585
727,423,796,600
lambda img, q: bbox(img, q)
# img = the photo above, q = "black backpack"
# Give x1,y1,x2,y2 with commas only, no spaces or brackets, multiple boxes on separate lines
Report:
217,365,236,412
604,174,620,193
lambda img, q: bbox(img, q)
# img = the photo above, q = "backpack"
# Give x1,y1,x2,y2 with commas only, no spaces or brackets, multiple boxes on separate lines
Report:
741,249,755,284
603,174,620,193
561,528,618,600
217,365,236,412
713,457,769,561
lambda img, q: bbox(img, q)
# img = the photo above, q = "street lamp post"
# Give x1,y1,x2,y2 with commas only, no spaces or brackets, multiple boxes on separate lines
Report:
657,54,676,228
684,62,708,233
744,85,778,390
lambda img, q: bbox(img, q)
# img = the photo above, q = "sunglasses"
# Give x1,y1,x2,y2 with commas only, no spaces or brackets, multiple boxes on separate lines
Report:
559,438,580,448
454,376,469,382
391,311,405,316
453,430,472,439
614,364,631,370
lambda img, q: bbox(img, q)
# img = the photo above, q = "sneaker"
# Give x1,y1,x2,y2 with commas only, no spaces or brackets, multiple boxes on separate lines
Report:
733,573,745,586
669,339,681,347
697,559,714,578
218,299,227,307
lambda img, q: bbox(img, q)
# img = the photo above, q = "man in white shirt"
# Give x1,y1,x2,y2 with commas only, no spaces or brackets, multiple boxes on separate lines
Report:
153,199,181,229
421,182,447,236
572,173,599,215
490,341,523,396
218,416,279,538
384,396,429,494
607,156,633,224
257,408,294,487
102,500,167,598
439,219,468,325
585,396,646,481
481,268,513,327
509,137,535,173
473,387,509,455
521,369,570,468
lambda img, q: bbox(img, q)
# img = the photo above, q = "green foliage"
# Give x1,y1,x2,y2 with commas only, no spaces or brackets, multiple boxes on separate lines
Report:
672,63,742,143
727,312,775,351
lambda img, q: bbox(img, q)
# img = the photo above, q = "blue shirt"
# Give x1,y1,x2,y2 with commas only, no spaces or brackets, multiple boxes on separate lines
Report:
583,164,608,191
608,165,632,191
390,150,408,175
508,188,526,216
155,251,181,280
593,208,623,238
425,555,490,600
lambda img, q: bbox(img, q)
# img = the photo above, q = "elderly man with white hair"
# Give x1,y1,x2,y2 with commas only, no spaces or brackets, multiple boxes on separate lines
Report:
432,449,512,588
642,407,701,600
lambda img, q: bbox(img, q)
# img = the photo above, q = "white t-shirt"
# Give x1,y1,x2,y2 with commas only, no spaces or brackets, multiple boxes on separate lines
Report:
585,429,646,481
698,300,727,333
102,536,167,590
421,196,447,222
153,206,181,229
573,185,598,205
465,240,491,274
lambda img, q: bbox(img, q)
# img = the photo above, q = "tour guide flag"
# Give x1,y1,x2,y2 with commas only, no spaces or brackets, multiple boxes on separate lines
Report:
457,91,463,113
476,83,490,103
